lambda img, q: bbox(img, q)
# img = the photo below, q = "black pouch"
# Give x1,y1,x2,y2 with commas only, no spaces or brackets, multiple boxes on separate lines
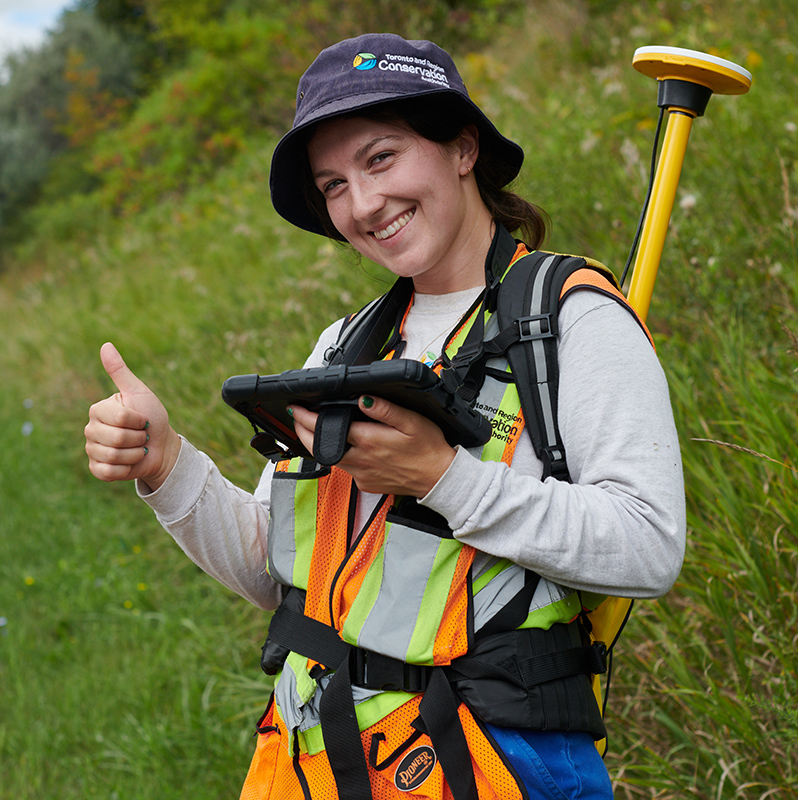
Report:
447,623,607,739
260,587,307,675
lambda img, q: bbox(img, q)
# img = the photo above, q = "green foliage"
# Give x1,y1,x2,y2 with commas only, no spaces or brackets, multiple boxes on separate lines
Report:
0,6,142,236
85,8,307,215
0,0,523,243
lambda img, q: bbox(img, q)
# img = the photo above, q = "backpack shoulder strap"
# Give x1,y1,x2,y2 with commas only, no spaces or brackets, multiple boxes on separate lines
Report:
323,277,414,366
494,251,650,480
495,251,584,480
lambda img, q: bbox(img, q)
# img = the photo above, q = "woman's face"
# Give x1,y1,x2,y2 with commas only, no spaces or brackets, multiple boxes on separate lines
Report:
307,116,491,294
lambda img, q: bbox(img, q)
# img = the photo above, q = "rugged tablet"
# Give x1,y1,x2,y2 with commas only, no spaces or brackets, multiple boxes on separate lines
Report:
222,359,491,463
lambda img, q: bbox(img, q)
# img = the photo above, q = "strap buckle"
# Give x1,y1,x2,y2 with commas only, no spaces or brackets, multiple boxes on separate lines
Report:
515,313,558,342
350,648,431,693
541,445,570,482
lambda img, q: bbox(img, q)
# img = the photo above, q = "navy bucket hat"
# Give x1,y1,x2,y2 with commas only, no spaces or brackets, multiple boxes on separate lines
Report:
269,33,525,237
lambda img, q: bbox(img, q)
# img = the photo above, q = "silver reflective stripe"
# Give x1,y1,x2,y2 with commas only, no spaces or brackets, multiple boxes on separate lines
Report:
274,658,304,735
474,567,574,632
297,676,384,735
531,578,573,612
529,255,560,448
534,338,559,448
267,477,297,585
473,562,525,632
356,524,439,661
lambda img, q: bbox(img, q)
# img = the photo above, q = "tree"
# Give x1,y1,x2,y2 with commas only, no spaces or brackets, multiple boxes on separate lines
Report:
0,6,141,229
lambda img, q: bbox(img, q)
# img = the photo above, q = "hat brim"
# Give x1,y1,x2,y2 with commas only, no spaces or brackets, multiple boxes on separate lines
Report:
269,88,524,237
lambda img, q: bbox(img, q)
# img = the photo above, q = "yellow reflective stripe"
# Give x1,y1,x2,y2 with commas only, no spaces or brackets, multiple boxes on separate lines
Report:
340,546,385,644
518,592,582,631
472,557,514,594
292,479,319,592
405,537,465,664
479,381,523,464
579,590,607,612
284,650,317,705
442,303,484,358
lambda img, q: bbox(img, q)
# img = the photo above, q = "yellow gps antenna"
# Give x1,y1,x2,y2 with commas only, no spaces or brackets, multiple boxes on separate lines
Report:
625,46,752,321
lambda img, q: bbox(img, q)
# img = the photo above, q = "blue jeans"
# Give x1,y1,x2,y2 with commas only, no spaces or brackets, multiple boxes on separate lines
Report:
485,725,614,799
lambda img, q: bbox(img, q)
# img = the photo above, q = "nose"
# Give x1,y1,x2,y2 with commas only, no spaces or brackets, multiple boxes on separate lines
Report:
348,176,384,223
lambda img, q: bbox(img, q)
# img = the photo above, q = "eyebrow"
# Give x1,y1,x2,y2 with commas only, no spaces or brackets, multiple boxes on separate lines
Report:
312,134,405,180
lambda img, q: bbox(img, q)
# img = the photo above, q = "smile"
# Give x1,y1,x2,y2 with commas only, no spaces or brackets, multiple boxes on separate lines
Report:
372,210,415,241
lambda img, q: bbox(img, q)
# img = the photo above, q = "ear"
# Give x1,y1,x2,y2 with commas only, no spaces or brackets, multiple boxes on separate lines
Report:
458,124,480,175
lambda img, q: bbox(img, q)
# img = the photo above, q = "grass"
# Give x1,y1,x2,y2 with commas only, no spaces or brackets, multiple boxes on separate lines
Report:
2,0,797,797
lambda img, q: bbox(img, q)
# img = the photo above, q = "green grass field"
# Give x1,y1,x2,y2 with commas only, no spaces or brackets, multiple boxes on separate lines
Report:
1,1,796,797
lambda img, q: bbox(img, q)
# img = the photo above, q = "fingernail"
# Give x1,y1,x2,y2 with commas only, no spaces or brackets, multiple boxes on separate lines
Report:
146,434,150,442
286,407,294,417
144,421,150,429
143,447,149,455
362,396,374,409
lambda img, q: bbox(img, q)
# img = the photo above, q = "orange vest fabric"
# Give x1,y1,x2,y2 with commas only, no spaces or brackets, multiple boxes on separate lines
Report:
240,697,525,800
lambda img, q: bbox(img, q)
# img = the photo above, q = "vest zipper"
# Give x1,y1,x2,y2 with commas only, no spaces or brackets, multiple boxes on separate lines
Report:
327,481,391,630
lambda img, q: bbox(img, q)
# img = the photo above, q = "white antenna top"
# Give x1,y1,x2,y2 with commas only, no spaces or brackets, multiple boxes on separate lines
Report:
633,45,752,95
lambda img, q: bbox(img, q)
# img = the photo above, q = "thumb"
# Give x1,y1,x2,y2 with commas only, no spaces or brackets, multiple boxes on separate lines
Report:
100,342,149,399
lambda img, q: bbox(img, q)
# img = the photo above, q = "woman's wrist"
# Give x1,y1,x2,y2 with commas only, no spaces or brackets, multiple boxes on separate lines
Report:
141,427,182,492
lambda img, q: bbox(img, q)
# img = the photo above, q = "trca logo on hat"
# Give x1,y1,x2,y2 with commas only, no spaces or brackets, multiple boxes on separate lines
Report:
353,53,377,70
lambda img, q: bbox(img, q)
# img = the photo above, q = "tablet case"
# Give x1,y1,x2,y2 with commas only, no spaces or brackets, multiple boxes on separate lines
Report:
222,360,492,465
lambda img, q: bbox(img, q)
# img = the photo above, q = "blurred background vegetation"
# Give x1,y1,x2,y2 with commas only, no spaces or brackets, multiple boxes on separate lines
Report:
1,0,796,797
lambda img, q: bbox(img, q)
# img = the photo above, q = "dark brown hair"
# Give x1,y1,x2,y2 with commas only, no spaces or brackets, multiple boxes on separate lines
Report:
300,96,549,248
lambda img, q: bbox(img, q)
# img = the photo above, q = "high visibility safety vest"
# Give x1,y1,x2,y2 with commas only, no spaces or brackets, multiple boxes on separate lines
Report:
241,225,653,800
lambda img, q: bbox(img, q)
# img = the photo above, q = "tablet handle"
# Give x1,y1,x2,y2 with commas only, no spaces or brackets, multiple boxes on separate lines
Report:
314,403,358,466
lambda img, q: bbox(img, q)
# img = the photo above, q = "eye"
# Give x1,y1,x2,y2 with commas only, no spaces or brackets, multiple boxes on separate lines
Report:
321,178,344,195
369,151,393,167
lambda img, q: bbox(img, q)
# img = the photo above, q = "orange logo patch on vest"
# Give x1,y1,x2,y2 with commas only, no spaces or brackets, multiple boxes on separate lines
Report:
394,745,437,792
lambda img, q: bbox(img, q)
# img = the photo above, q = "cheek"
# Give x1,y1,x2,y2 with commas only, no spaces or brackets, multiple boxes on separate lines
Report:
324,199,352,235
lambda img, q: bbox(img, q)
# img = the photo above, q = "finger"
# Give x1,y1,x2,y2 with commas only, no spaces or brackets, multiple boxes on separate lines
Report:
357,395,417,433
88,460,137,483
100,342,150,399
288,405,318,432
288,406,317,454
88,398,149,433
86,440,149,467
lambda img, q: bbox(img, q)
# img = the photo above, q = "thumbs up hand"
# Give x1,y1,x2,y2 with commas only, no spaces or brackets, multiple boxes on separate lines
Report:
84,343,182,490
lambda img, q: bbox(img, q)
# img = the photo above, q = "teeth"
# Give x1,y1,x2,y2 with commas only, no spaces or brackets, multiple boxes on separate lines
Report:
373,210,414,240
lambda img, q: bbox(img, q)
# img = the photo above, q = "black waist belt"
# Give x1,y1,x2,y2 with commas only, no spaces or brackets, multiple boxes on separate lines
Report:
259,590,607,800
263,599,606,694
262,599,433,692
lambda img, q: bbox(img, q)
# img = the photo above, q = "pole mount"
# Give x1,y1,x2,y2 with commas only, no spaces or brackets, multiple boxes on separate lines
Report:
633,46,752,116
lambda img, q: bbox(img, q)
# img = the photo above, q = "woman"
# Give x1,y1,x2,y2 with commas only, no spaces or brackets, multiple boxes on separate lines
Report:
85,33,686,800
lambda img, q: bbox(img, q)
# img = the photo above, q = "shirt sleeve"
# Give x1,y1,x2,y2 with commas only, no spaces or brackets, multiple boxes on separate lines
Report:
135,317,347,609
419,290,686,599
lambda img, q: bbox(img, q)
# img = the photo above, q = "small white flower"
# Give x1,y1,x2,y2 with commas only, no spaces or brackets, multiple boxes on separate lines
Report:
581,132,601,154
680,193,698,211
785,121,797,134
768,262,784,277
21,421,33,437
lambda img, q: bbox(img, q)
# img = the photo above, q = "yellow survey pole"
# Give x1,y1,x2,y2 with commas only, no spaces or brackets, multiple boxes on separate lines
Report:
627,109,695,320
626,46,752,322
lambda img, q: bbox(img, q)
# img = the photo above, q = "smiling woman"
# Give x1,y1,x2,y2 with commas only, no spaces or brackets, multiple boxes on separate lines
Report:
306,116,490,294
84,31,686,800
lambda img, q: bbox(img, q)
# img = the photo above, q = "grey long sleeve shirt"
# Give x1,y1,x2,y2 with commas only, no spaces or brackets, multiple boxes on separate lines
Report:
137,287,686,609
